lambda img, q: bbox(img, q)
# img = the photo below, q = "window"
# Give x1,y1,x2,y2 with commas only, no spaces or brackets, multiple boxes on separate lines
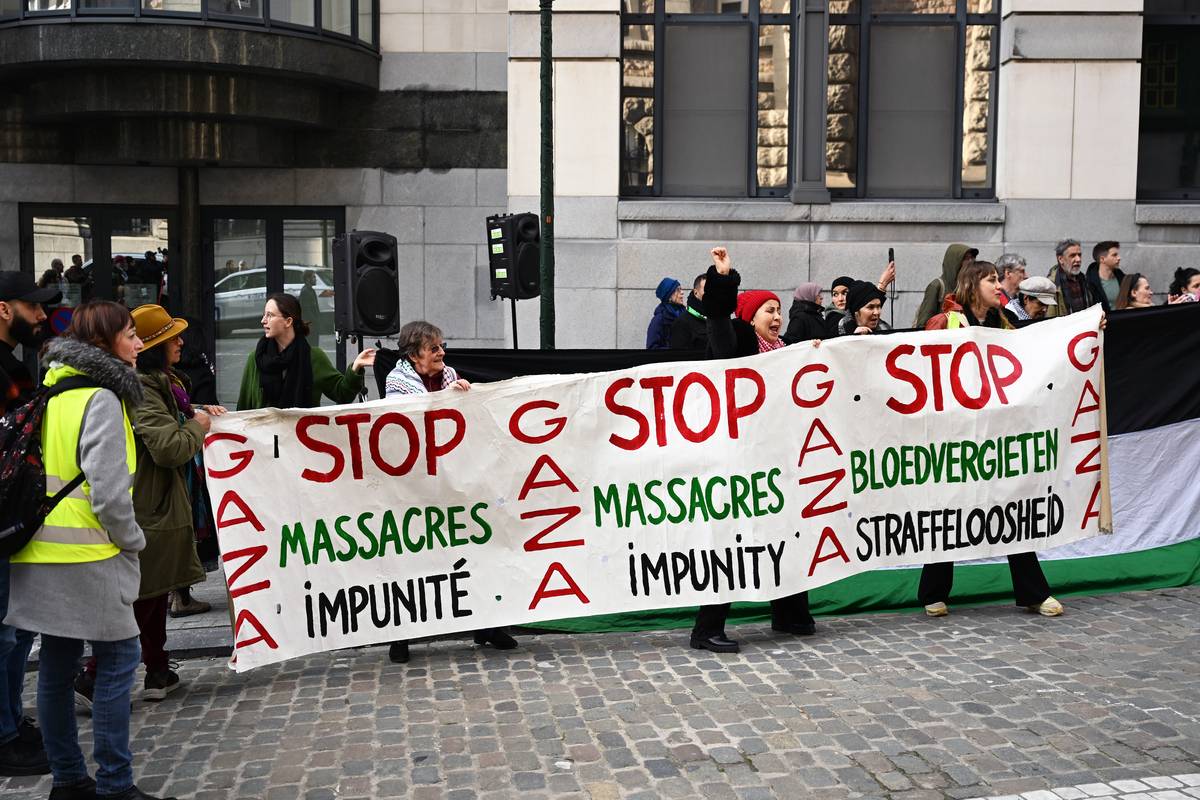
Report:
1138,1,1200,200
620,0,793,197
828,0,999,199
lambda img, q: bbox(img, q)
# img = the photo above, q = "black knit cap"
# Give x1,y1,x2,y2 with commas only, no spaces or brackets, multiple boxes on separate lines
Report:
846,280,886,315
831,275,855,292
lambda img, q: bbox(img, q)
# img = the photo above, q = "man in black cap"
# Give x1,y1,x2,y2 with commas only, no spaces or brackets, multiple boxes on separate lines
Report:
0,271,60,416
0,271,58,777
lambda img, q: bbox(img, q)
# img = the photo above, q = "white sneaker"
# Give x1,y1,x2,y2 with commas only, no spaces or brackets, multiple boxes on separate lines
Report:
924,602,949,617
1029,597,1063,617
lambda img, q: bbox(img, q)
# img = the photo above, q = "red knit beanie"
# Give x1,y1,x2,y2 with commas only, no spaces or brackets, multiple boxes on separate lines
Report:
735,290,781,324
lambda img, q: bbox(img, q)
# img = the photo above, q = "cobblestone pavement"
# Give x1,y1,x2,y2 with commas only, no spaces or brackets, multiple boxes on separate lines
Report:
3,585,1197,800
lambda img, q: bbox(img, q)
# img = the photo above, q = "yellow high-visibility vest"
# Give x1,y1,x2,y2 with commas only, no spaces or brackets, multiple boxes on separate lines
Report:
11,366,134,564
946,311,968,329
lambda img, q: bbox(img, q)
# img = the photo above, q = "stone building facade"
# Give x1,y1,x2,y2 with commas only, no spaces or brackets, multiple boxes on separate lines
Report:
1,0,1196,386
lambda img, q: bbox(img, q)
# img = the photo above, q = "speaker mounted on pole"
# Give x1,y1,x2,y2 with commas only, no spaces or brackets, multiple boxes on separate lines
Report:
486,213,541,301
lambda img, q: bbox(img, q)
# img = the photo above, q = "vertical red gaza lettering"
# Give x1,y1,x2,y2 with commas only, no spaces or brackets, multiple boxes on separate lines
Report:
518,454,579,501
797,470,848,518
520,506,584,551
528,562,590,609
791,363,833,408
796,418,843,469
672,372,721,443
216,490,265,532
204,433,254,479
509,400,567,444
807,526,851,576
1072,381,1100,427
222,545,271,598
948,342,991,410
1067,331,1100,372
424,408,466,476
232,609,279,650
1070,431,1101,474
1080,481,1102,529
724,368,765,438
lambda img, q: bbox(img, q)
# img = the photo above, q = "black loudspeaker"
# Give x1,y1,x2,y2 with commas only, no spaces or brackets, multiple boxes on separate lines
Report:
333,230,400,336
486,213,541,300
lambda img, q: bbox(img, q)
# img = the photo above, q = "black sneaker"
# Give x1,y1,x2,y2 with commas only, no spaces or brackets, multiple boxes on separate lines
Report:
0,734,50,776
142,668,181,702
48,777,97,799
74,670,95,714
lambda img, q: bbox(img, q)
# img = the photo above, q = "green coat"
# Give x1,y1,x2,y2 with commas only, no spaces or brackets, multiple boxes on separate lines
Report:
132,369,206,600
236,345,365,410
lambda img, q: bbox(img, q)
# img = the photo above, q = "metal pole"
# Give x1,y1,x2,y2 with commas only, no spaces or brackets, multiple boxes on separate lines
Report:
539,0,555,349
511,295,519,350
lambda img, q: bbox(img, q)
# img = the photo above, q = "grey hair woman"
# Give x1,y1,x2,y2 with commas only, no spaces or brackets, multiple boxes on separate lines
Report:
382,320,515,663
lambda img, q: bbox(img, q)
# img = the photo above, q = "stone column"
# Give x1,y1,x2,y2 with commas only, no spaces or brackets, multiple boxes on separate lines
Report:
791,0,831,204
996,1,1143,246
507,0,621,348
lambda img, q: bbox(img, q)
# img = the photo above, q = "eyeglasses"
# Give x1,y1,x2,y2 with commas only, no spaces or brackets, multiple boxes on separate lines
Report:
425,342,446,353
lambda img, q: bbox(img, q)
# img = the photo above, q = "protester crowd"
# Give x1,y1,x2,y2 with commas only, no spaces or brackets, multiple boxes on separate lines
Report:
0,236,1195,798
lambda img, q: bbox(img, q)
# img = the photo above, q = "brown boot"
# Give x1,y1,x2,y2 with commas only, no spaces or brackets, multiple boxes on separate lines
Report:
169,587,212,618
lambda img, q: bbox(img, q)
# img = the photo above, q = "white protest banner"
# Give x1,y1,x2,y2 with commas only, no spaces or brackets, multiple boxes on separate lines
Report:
205,306,1109,671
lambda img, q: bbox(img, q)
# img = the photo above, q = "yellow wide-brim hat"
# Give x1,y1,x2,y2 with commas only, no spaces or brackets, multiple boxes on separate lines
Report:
131,304,188,352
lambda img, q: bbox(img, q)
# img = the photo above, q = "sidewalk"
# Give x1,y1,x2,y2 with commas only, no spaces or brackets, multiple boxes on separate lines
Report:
3,585,1197,799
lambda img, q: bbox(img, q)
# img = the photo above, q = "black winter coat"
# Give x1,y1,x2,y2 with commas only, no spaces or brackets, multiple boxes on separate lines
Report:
702,265,758,359
783,299,826,344
670,295,708,351
823,308,846,337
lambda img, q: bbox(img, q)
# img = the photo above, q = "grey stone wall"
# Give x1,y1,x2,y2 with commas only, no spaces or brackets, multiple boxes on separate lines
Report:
529,198,1200,349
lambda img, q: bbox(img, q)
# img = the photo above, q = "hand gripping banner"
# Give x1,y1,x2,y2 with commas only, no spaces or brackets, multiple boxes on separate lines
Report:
205,307,1110,671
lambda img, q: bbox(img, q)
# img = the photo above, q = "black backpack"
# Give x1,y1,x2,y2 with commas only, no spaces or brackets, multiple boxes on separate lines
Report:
0,376,99,559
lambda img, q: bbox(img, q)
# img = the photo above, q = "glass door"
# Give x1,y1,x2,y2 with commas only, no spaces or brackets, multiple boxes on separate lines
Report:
110,215,171,309
211,218,268,408
283,217,339,399
29,214,93,313
21,205,179,339
203,208,345,409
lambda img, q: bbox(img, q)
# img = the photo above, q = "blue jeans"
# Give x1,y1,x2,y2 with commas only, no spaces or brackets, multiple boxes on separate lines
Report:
38,634,140,794
0,558,36,745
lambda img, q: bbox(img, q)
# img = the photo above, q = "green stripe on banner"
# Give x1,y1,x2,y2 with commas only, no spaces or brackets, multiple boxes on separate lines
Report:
530,537,1200,633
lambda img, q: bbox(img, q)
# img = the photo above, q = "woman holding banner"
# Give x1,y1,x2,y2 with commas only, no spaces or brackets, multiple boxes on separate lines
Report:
237,293,375,411
382,320,518,664
835,281,889,336
920,261,1064,618
688,247,815,654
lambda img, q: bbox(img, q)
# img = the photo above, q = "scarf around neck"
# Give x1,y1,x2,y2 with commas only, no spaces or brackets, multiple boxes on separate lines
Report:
756,333,785,354
255,334,314,409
